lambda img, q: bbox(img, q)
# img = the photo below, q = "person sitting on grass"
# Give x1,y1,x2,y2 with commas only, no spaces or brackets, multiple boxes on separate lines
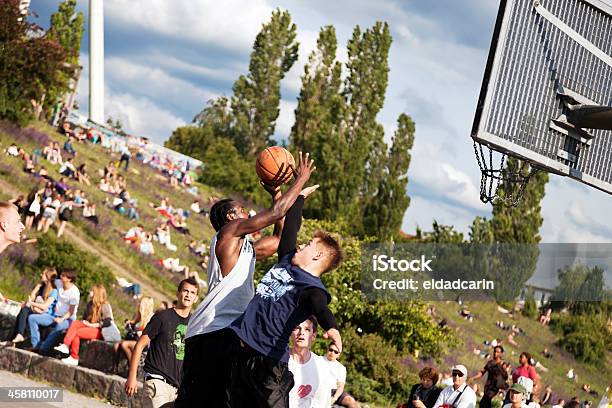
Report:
55,177,70,197
54,284,114,366
139,233,155,255
59,157,77,178
156,223,177,251
123,225,144,245
37,193,62,234
82,202,99,226
63,137,76,156
57,192,78,238
98,176,112,193
76,163,90,186
23,154,35,173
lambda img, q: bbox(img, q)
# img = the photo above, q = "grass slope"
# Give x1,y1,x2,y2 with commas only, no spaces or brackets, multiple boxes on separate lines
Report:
0,121,222,319
429,301,611,403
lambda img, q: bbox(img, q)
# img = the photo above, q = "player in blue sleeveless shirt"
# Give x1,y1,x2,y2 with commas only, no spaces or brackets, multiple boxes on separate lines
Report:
228,192,344,408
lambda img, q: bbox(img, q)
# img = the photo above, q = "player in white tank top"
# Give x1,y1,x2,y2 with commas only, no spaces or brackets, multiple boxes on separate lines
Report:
186,233,256,338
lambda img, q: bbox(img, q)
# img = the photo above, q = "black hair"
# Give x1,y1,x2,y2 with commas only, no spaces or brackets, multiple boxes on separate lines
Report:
178,277,199,293
210,199,235,231
520,351,532,364
494,345,504,353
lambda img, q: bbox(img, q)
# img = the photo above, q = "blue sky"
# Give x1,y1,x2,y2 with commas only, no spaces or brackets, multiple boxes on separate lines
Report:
30,0,612,242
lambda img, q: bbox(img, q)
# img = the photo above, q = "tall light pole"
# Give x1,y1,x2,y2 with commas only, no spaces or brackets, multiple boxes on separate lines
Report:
89,0,104,124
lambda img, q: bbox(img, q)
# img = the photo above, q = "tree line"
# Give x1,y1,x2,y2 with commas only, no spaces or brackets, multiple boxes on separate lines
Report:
0,0,83,125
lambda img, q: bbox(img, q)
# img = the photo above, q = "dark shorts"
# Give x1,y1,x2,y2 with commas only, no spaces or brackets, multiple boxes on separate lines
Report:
331,389,353,405
59,211,72,222
229,334,294,408
175,328,235,408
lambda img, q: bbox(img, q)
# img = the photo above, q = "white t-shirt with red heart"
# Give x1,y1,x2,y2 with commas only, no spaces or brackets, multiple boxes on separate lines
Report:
289,352,333,408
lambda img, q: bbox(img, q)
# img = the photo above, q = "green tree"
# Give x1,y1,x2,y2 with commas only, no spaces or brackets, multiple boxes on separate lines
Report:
0,0,68,124
192,96,233,135
362,113,415,240
289,25,345,220
106,116,127,136
492,157,548,243
425,221,465,243
338,22,393,228
484,158,549,299
550,313,611,367
522,289,537,318
199,138,266,205
165,125,215,160
469,216,494,243
34,234,114,294
48,0,84,66
43,0,84,118
290,22,414,240
231,9,299,155
290,26,343,153
550,264,611,314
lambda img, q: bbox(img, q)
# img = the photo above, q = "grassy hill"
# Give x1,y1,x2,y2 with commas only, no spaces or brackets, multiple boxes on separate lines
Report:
0,121,610,406
0,121,221,323
418,301,611,404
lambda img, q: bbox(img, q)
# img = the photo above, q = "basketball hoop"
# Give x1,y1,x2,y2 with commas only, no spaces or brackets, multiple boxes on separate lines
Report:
473,141,538,206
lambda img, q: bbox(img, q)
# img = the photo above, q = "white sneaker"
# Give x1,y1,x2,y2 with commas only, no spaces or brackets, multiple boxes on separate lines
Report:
54,344,69,354
61,356,78,366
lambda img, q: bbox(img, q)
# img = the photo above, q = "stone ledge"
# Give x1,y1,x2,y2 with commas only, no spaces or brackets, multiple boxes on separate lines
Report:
1,312,143,379
0,346,143,407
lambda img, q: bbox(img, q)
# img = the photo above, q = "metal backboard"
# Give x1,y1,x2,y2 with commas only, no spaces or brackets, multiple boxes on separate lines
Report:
472,0,612,195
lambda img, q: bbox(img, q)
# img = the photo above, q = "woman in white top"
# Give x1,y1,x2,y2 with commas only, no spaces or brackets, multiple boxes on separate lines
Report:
37,194,62,233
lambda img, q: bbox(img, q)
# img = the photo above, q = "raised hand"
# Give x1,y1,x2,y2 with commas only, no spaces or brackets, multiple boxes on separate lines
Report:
260,180,281,199
323,328,342,353
291,152,315,182
300,184,319,199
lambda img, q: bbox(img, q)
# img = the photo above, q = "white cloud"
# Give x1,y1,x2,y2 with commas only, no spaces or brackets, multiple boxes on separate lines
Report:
402,196,476,236
105,0,274,52
409,136,487,212
105,57,218,111
275,99,296,140
143,53,239,83
105,90,186,143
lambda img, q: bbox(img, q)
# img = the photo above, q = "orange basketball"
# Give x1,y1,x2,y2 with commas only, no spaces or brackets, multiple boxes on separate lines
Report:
256,146,295,187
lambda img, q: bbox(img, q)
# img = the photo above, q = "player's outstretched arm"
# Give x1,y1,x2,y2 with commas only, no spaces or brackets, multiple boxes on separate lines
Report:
254,184,283,261
222,152,315,240
300,287,342,353
255,183,319,261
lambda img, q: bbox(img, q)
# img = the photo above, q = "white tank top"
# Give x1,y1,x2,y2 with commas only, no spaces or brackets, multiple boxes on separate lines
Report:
186,233,255,338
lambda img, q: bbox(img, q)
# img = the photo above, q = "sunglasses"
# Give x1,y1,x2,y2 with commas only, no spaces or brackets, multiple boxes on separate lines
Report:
327,348,340,355
451,372,464,377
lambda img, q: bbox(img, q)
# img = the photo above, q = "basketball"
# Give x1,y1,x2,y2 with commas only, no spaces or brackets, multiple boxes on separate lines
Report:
255,146,295,187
